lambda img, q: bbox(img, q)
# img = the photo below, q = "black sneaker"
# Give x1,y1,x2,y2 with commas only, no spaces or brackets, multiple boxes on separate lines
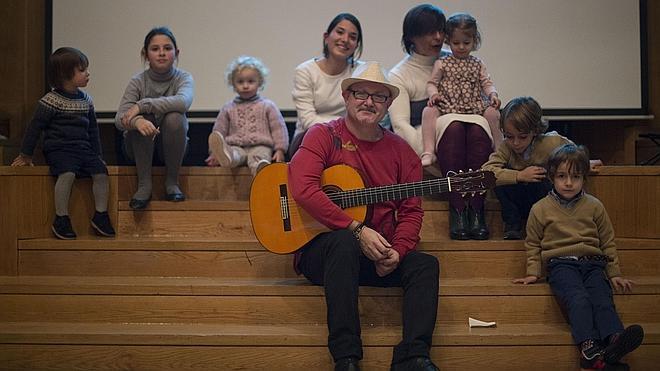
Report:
603,325,644,364
335,357,360,371
604,362,630,371
52,215,76,240
580,339,606,369
503,223,522,240
91,211,116,237
391,357,439,371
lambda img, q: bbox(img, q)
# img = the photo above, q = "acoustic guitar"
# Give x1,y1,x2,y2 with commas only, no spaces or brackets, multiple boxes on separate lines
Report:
249,163,495,254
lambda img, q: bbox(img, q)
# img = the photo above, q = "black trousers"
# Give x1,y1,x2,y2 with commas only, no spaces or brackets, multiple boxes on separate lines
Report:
298,229,439,364
494,180,551,227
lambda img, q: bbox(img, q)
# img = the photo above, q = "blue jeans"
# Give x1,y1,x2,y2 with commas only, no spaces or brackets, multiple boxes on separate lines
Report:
547,259,624,344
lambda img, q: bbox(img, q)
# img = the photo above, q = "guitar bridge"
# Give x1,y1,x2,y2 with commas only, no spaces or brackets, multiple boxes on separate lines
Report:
279,184,291,231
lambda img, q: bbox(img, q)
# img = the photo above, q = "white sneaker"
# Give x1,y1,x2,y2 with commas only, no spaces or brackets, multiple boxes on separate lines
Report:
208,131,233,167
254,159,271,175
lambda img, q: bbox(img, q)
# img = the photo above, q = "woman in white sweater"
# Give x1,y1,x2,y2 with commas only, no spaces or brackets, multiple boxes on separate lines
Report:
388,4,495,240
289,13,363,156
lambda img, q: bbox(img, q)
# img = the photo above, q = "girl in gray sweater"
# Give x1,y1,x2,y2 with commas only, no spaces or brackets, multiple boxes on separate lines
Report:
115,26,194,209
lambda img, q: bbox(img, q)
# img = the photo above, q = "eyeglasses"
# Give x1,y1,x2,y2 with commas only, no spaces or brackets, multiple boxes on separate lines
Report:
349,90,390,103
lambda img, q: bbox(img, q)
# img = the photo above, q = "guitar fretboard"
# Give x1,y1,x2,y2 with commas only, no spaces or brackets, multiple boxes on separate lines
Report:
327,177,452,209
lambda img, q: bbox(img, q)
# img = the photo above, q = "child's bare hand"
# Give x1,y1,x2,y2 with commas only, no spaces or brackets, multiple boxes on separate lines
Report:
205,155,219,167
516,166,547,183
610,276,634,293
11,154,33,166
121,104,140,128
272,149,285,163
512,276,538,285
489,93,501,109
428,93,442,107
589,159,604,173
135,119,159,138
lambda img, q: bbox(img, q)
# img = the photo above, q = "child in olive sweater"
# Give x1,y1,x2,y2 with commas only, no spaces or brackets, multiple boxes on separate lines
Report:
513,144,643,370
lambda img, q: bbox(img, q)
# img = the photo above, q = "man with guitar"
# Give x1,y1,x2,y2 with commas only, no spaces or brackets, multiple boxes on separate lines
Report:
288,62,440,371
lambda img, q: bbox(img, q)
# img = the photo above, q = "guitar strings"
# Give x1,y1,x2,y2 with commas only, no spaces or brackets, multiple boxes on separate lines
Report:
276,176,468,219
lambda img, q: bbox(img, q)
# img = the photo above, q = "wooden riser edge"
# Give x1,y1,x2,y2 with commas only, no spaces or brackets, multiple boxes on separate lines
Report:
2,343,658,371
1,294,658,325
1,322,659,346
15,250,660,278
17,237,660,252
2,276,660,296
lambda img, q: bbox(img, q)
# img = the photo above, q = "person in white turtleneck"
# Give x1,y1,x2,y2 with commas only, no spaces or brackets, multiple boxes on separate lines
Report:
388,4,495,241
115,27,194,209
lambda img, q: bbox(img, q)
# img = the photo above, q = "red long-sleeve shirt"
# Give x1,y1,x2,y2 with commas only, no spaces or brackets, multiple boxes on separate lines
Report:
288,118,423,263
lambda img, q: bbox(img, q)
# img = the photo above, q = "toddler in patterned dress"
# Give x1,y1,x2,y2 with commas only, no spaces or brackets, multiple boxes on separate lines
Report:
206,56,289,176
420,12,502,168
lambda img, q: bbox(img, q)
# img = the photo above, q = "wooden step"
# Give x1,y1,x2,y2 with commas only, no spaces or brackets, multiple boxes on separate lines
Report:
2,344,658,371
18,236,659,251
3,276,660,296
115,166,254,201
16,246,660,278
115,200,504,240
4,322,660,346
1,277,658,325
0,322,658,370
1,292,655,326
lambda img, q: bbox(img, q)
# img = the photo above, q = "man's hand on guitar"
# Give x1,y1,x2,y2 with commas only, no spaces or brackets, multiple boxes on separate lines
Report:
358,226,392,261
375,249,400,277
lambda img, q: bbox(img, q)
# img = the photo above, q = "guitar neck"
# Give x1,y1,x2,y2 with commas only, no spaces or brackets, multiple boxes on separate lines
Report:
328,177,452,209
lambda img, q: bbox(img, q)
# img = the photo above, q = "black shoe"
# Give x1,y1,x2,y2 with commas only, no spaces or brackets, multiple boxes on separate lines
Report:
604,362,631,371
449,208,469,240
603,325,644,364
165,192,186,202
129,197,151,210
579,339,605,370
467,207,489,240
52,215,76,240
391,357,439,371
335,357,360,371
91,211,116,237
503,223,522,240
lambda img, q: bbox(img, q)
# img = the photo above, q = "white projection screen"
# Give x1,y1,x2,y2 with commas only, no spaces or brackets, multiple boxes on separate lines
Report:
51,0,645,115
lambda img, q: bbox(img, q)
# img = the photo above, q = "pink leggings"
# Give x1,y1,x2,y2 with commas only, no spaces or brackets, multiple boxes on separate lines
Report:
436,121,492,211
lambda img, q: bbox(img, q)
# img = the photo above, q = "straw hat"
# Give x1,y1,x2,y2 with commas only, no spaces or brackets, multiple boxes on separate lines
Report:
341,61,399,100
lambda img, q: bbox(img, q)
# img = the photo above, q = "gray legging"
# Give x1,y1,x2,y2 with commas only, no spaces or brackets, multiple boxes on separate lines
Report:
124,112,189,200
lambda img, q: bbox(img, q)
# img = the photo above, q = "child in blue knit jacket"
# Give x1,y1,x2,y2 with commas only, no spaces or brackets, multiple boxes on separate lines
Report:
12,47,115,240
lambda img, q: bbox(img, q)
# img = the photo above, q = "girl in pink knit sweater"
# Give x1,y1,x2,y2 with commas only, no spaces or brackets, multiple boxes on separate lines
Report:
207,55,289,176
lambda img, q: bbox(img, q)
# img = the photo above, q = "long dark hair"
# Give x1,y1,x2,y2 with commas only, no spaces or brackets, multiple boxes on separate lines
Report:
323,13,363,67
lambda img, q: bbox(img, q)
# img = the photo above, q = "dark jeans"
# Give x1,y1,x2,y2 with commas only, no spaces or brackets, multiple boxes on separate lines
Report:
494,180,551,227
298,229,439,364
547,259,624,344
